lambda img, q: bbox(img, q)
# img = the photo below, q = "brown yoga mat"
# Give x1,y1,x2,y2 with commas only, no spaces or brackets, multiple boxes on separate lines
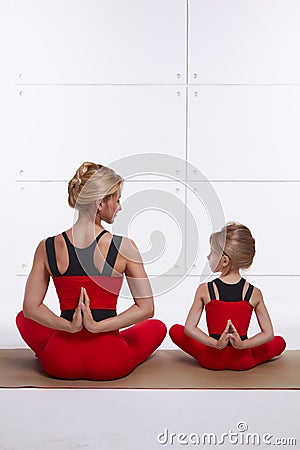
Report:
0,349,299,389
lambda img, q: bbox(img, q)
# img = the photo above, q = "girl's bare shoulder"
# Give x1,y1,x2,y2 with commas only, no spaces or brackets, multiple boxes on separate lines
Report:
249,285,264,308
195,282,211,305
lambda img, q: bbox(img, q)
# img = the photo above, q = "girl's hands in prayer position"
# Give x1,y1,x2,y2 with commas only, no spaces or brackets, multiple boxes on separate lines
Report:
228,320,245,349
216,319,245,350
216,319,231,350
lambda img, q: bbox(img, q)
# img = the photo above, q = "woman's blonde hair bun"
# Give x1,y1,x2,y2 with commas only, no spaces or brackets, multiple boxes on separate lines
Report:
68,162,123,209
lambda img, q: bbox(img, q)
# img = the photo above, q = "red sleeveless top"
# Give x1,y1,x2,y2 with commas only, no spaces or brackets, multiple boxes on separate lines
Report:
206,300,253,337
205,277,254,340
53,275,124,312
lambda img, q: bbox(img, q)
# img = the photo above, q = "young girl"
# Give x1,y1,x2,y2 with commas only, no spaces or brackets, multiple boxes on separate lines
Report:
169,222,286,370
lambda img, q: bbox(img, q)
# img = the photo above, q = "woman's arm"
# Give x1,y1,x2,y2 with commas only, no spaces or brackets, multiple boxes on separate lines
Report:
229,288,274,349
184,284,228,349
82,238,154,333
22,240,82,333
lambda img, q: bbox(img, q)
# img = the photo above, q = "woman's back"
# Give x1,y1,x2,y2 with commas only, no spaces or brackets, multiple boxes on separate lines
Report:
45,229,124,322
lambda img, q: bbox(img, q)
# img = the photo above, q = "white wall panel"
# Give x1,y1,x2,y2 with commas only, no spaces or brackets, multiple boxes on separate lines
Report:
0,85,19,328
16,180,186,276
9,0,186,84
14,85,186,180
188,182,300,276
116,180,186,277
16,182,74,275
188,85,300,180
249,276,298,348
189,0,300,84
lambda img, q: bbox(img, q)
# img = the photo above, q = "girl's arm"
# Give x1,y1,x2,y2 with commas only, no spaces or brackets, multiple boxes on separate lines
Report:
82,238,154,333
229,288,274,349
184,284,229,349
22,240,82,333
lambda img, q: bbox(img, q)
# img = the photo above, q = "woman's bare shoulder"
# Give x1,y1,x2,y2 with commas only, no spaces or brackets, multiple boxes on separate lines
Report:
35,239,47,255
118,236,142,262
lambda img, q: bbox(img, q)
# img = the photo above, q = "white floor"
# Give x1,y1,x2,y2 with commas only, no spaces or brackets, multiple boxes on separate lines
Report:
0,389,298,450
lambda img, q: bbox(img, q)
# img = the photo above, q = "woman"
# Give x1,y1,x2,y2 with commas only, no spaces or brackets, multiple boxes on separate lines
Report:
169,222,286,370
16,162,167,380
